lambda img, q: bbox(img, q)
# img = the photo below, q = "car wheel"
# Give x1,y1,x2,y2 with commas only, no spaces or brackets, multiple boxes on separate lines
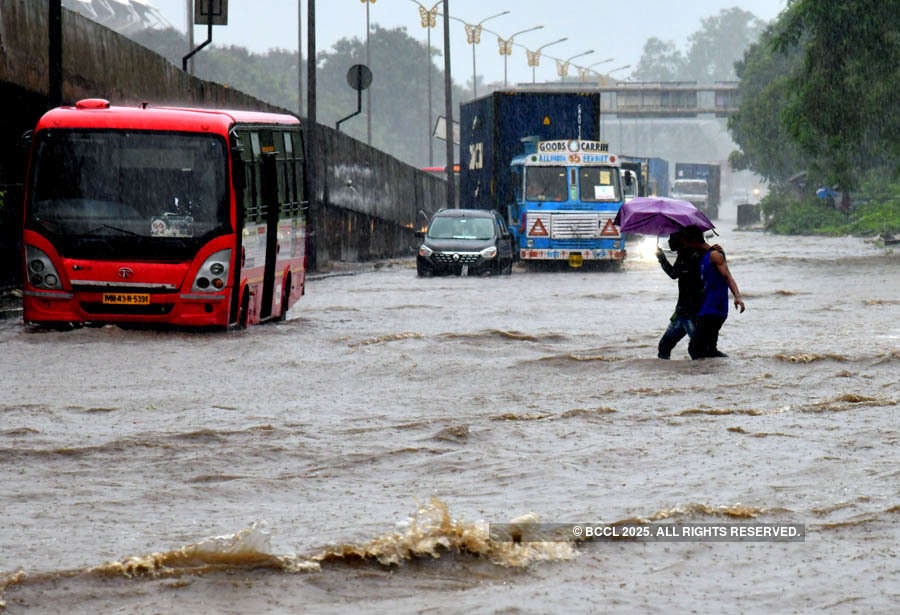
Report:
417,261,433,277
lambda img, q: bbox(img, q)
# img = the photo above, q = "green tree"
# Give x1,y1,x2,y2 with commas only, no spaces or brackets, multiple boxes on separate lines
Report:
727,25,809,183
632,38,686,81
683,8,767,82
772,0,900,189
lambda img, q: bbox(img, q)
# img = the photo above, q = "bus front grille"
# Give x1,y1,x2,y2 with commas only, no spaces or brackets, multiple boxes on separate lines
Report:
80,303,175,316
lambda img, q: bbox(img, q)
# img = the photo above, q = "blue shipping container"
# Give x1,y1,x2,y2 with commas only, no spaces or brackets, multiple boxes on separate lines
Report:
460,91,601,215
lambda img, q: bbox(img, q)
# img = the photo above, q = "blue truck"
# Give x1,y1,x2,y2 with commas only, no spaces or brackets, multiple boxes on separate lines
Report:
460,91,628,267
620,155,670,198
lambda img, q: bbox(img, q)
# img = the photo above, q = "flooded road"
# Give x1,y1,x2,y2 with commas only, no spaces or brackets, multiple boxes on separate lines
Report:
1,224,897,613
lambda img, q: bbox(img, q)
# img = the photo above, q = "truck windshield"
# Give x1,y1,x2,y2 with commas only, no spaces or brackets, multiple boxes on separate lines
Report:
579,167,620,202
27,129,229,260
525,167,567,202
674,180,708,194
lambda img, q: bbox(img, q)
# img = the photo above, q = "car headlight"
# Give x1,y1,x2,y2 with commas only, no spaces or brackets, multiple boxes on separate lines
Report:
480,246,497,259
419,244,433,258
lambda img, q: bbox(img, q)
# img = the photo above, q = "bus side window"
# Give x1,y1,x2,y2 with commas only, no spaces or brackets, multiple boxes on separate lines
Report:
292,131,305,205
248,131,262,222
282,132,295,205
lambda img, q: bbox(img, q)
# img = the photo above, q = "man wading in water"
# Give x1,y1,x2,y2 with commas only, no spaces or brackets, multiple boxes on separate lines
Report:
655,231,702,359
681,226,745,359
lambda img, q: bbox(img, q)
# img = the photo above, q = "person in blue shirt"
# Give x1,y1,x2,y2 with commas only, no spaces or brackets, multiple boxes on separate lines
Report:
680,226,745,359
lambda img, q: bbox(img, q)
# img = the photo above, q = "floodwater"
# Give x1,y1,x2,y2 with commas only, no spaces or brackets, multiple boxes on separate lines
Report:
1,222,897,613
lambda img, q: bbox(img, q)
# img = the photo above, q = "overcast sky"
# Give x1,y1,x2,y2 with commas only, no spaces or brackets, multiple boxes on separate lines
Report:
152,1,788,85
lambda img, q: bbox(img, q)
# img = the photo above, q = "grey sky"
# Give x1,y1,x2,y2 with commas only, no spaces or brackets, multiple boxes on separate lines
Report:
153,1,787,85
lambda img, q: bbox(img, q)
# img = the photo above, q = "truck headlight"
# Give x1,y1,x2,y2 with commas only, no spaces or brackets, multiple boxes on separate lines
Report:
480,246,497,259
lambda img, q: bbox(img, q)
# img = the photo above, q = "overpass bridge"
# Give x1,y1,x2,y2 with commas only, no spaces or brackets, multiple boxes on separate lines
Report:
517,81,740,119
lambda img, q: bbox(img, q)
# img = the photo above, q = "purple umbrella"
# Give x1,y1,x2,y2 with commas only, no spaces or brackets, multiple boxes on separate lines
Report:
613,197,715,236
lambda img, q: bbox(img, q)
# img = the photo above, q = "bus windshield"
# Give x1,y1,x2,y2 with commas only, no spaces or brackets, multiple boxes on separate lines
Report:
525,167,568,202
579,167,620,202
27,129,229,260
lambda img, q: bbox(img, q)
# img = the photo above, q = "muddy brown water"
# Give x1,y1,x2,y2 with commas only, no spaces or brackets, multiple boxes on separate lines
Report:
1,224,897,613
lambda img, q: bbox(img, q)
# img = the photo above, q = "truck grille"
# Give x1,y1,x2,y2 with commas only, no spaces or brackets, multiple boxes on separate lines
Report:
551,213,601,239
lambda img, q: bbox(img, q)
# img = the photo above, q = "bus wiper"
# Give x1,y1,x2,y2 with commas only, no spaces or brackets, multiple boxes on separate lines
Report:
84,223,142,237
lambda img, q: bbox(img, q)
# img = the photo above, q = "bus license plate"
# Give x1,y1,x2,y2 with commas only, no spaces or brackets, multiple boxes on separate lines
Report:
568,253,583,268
102,293,150,305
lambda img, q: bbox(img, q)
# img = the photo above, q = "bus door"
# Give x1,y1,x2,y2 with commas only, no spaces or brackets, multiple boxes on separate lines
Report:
259,151,279,320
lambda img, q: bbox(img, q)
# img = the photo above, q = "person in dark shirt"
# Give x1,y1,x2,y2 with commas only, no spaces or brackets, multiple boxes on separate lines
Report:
680,226,746,359
655,231,703,359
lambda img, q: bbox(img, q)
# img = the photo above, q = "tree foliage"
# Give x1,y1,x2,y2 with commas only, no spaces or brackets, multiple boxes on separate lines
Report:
683,8,767,82
631,8,767,83
631,38,686,82
771,0,900,189
727,25,810,184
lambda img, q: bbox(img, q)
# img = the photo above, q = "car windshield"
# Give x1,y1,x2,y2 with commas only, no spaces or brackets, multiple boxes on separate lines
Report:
26,129,229,260
580,167,620,202
525,166,567,202
427,216,494,240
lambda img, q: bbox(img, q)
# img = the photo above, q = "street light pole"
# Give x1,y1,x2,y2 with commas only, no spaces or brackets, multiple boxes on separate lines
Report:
555,50,594,81
527,37,567,84
450,11,509,100
442,0,455,209
495,25,543,87
410,1,440,167
363,0,376,146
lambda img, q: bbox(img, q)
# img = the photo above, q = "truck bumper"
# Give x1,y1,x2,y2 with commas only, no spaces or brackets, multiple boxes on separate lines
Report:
519,249,625,261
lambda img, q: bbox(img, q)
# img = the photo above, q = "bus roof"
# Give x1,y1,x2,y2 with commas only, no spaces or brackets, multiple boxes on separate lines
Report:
35,100,300,135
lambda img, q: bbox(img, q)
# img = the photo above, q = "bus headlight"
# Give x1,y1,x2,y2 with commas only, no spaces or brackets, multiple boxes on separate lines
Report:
191,249,231,293
480,246,497,259
25,245,62,290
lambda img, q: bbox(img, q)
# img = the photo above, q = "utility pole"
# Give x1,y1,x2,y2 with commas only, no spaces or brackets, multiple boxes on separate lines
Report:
306,0,318,270
442,0,455,208
49,0,63,108
297,1,302,116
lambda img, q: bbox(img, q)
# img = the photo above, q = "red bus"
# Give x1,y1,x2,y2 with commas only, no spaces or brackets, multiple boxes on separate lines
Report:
22,99,307,329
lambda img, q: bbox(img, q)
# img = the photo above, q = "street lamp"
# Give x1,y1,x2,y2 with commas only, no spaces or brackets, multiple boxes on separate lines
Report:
361,0,376,145
526,37,567,84
449,11,510,100
409,1,441,166
493,25,543,87
577,58,614,82
555,50,593,80
606,64,631,80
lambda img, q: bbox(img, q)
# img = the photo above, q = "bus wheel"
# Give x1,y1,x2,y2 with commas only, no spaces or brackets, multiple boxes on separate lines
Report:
274,275,291,322
237,291,250,329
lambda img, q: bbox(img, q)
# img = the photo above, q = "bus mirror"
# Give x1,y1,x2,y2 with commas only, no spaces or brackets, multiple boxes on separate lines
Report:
18,130,33,151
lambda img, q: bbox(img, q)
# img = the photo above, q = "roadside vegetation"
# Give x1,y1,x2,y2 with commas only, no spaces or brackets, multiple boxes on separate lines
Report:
727,0,899,236
761,173,900,237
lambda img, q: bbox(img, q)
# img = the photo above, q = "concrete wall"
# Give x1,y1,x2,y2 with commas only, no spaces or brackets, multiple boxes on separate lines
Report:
0,0,449,285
